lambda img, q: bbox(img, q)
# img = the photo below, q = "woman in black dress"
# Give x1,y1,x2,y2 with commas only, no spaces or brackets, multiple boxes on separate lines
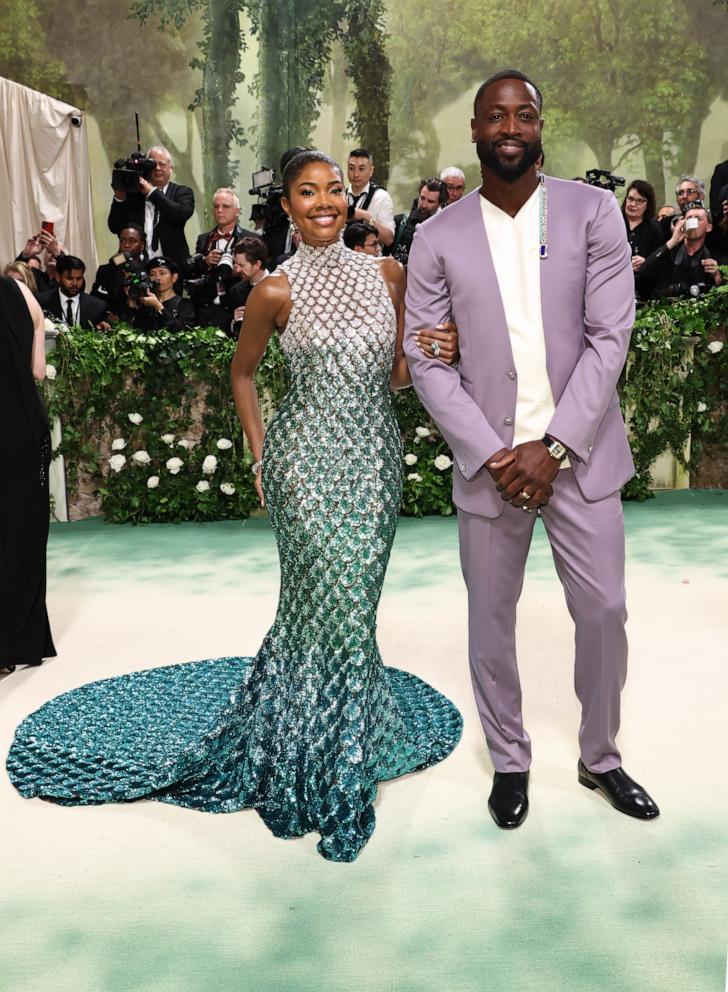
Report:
0,276,56,675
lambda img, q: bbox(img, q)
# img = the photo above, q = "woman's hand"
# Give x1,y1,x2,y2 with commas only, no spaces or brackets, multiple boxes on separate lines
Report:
415,321,459,365
254,469,265,507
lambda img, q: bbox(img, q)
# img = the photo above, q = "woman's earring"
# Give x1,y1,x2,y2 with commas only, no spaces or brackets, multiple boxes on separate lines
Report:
288,217,298,235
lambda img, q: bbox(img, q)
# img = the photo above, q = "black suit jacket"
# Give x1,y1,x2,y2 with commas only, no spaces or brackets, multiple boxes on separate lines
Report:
38,288,108,328
108,181,195,270
709,160,728,220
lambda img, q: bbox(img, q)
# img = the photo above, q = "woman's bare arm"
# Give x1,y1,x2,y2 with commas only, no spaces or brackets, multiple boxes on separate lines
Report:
230,272,291,504
16,281,47,380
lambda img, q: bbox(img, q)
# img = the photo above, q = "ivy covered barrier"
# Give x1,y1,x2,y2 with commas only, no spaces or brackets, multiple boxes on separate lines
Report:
44,287,727,523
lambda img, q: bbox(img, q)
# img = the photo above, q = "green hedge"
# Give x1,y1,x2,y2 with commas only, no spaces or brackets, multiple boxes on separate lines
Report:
44,285,728,523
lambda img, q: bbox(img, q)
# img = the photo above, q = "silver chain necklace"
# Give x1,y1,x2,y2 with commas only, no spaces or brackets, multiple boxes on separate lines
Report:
537,171,548,259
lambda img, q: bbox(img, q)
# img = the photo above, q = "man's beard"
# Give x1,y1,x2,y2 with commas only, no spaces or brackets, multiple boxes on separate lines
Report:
477,138,542,183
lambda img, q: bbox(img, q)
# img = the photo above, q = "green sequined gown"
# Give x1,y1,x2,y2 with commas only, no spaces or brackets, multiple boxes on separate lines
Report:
7,239,462,862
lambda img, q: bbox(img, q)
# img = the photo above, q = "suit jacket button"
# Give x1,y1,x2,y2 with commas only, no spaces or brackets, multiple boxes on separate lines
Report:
504,416,513,426
507,370,516,379
587,444,593,452
459,463,466,471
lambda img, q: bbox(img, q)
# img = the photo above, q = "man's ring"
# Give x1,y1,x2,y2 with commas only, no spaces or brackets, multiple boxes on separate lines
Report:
431,340,441,357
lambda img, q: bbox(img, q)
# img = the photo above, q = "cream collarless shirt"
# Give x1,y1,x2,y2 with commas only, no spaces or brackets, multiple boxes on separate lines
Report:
480,187,568,466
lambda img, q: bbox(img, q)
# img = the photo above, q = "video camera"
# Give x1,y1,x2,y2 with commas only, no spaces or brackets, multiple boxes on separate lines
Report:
111,251,156,301
249,166,288,257
586,168,626,193
111,113,156,195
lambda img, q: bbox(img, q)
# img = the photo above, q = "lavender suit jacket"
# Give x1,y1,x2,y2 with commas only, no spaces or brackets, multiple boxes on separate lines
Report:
404,177,636,518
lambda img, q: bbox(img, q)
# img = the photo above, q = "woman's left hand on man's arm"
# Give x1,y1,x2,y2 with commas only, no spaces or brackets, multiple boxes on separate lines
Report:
415,322,459,365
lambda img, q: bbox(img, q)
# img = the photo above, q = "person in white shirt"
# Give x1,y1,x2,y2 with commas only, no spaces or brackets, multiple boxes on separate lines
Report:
346,148,395,248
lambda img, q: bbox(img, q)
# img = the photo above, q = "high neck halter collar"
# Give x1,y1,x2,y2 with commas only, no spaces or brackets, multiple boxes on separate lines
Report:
295,237,348,266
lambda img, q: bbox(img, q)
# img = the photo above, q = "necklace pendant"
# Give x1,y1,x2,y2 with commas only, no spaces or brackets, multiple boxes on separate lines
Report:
539,244,548,259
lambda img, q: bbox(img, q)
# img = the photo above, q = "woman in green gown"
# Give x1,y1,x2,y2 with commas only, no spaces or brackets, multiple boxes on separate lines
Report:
7,152,462,862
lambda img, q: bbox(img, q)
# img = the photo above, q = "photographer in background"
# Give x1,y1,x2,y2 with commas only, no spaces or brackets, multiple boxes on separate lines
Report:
108,146,194,272
91,223,147,318
620,181,663,293
637,205,725,300
658,175,705,239
228,237,269,338
117,256,194,332
346,148,395,248
343,221,380,256
440,166,466,205
15,226,65,293
187,188,254,329
392,177,447,265
707,183,728,256
38,255,109,329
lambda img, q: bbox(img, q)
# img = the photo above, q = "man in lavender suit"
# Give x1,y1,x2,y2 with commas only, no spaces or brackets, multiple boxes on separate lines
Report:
404,69,659,829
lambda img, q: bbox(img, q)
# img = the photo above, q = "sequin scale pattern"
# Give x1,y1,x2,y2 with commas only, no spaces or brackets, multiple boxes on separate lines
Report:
7,238,463,862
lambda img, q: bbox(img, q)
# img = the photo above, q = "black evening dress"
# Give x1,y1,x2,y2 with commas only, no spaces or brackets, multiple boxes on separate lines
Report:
0,277,56,667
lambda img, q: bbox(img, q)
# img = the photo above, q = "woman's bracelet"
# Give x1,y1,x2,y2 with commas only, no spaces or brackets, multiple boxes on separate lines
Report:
251,460,263,477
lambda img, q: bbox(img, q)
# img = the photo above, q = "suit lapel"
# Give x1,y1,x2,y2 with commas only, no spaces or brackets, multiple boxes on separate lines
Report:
538,176,561,387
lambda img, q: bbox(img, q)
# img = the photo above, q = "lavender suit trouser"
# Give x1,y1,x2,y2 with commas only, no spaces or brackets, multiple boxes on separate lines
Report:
458,468,628,774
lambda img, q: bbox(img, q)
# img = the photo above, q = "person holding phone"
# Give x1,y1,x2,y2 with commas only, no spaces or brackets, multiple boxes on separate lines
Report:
637,204,726,299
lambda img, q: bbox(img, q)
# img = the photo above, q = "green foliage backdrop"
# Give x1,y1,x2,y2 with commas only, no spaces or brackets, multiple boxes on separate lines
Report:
44,285,727,524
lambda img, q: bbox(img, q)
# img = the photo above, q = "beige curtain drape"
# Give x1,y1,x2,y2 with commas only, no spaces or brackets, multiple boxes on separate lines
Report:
0,76,97,273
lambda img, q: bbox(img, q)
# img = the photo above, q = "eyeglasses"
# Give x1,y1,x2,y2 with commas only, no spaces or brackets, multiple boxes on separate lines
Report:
676,188,699,198
626,195,647,205
445,183,465,191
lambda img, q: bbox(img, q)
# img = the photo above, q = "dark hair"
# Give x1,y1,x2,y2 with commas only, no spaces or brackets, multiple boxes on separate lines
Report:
473,69,543,115
57,254,85,274
279,146,310,175
281,150,343,197
348,148,372,161
622,179,656,222
685,204,712,224
343,221,377,250
234,235,268,267
119,222,146,241
419,177,448,208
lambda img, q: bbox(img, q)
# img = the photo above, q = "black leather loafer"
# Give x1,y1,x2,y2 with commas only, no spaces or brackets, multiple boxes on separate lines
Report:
578,760,659,820
488,770,529,829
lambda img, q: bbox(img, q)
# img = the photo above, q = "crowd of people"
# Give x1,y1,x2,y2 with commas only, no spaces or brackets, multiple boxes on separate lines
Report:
8,140,726,337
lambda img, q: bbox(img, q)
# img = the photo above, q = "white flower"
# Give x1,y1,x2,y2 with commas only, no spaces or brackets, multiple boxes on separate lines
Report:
160,433,175,446
195,480,210,493
415,426,431,438
147,475,160,489
202,454,218,475
216,438,233,450
220,482,236,495
166,456,183,475
707,341,724,354
109,453,126,473
177,439,193,449
111,438,126,451
43,317,56,333
128,412,143,425
696,402,707,413
404,453,418,466
407,472,422,482
45,363,57,380
434,454,453,471
131,450,151,465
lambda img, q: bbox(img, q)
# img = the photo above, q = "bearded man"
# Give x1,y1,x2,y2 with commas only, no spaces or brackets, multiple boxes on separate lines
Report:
404,69,659,829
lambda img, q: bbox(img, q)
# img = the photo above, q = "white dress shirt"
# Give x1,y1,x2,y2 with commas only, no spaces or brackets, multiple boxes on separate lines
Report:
346,183,395,235
58,289,79,327
480,188,568,466
145,182,169,252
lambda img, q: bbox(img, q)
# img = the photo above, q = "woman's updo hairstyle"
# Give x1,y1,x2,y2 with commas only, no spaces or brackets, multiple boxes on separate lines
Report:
281,150,343,198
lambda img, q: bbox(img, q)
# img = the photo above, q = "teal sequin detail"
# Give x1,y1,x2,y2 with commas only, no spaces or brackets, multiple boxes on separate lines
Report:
7,239,462,862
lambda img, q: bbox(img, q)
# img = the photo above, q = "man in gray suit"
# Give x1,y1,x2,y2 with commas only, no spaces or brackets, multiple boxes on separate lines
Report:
404,69,659,829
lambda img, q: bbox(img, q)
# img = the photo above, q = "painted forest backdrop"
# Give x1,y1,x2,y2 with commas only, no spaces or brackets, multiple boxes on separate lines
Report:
3,0,728,258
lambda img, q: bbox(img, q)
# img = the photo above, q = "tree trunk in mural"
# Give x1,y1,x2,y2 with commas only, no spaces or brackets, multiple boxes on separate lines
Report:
258,0,294,170
200,0,243,200
327,42,349,166
342,0,391,185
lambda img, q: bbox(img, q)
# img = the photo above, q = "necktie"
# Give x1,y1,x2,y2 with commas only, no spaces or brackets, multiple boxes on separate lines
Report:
66,299,74,325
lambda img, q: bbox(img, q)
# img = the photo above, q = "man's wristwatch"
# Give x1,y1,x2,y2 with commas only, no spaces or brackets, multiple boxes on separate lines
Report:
541,434,568,461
